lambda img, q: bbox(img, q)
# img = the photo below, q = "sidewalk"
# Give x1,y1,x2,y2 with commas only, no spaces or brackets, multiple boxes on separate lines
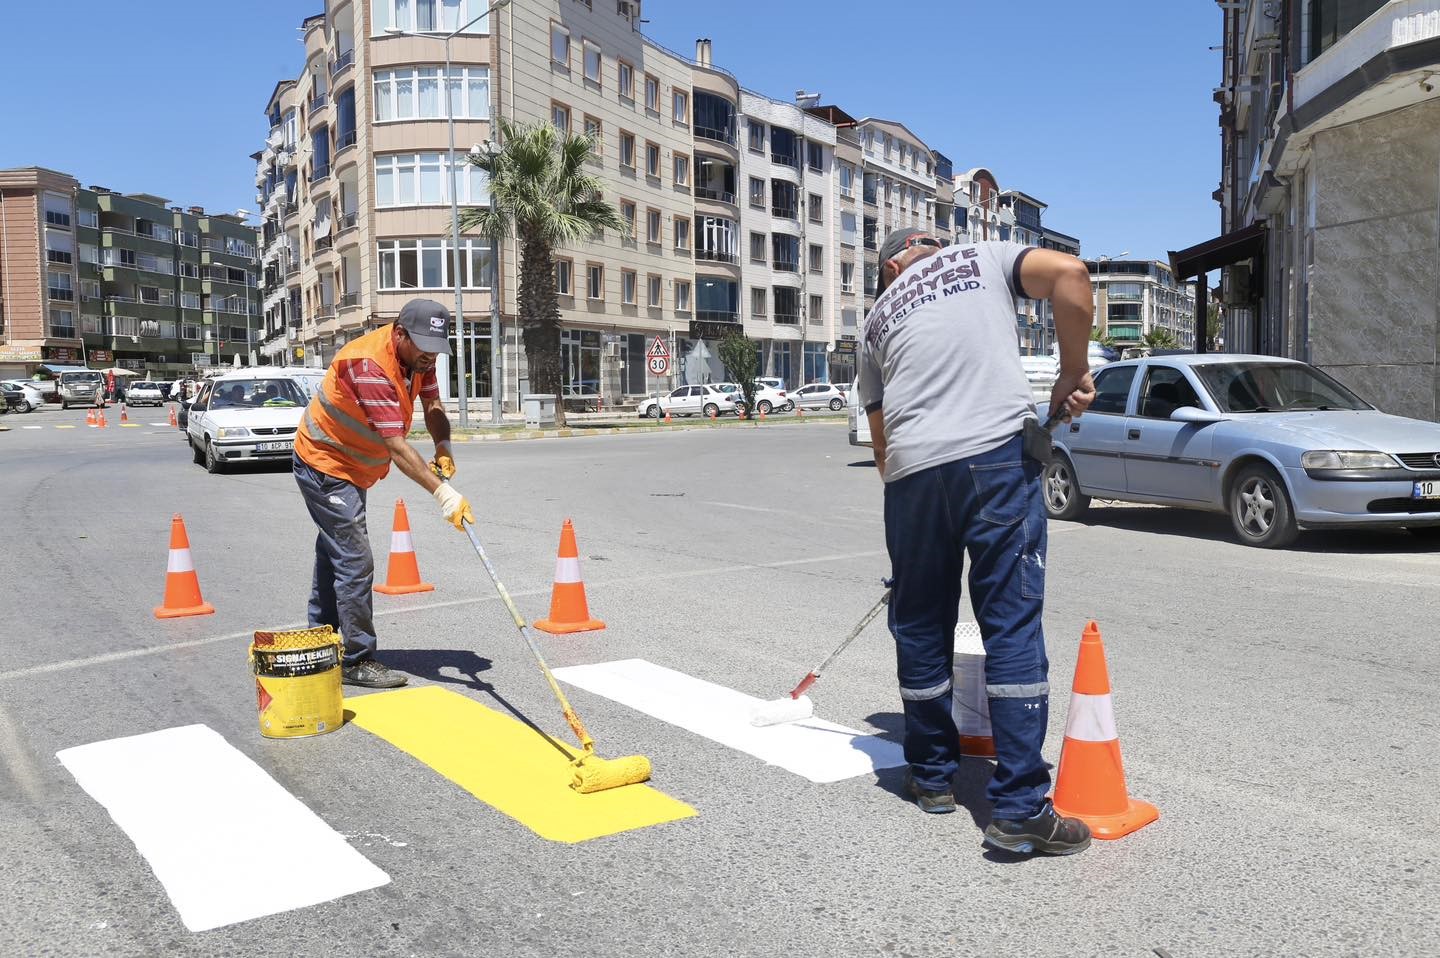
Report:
419,406,847,443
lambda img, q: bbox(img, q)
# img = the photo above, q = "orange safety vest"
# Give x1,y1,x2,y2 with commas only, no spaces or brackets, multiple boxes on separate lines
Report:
294,325,426,488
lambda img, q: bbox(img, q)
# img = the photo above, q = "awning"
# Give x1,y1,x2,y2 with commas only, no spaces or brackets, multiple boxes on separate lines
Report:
1168,222,1266,279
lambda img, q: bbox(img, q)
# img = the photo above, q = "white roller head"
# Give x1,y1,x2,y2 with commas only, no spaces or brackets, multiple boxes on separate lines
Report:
749,694,815,727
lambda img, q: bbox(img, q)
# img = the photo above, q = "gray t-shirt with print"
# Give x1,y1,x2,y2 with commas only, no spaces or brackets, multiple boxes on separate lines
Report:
856,241,1037,483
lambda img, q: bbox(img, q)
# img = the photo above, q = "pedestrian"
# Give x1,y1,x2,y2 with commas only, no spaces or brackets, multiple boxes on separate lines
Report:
292,298,473,689
856,228,1098,855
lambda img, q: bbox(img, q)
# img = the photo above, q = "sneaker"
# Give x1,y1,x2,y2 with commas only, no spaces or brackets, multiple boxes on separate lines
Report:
904,770,957,815
341,660,409,689
983,800,1092,855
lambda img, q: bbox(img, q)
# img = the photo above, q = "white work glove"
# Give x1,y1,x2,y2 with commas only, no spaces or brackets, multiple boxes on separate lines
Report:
432,482,475,531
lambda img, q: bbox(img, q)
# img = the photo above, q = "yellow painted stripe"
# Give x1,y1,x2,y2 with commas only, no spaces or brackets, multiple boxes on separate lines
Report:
54,425,77,429
120,423,142,428
346,686,695,844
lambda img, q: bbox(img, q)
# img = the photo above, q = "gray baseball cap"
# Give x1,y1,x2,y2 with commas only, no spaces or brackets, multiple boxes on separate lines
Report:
396,298,453,354
874,227,931,297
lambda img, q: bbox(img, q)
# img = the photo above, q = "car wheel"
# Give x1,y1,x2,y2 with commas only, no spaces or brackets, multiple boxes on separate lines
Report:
783,401,795,412
191,436,204,465
204,438,225,474
703,403,718,418
649,405,664,419
758,400,772,415
1228,463,1298,548
829,397,844,411
1042,451,1090,521
21,400,33,413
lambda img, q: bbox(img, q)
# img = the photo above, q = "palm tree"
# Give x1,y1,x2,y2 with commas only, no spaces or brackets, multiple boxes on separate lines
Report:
460,118,624,426
1140,327,1179,351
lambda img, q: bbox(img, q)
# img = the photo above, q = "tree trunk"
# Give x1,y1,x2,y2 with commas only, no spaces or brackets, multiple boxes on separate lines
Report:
516,227,566,427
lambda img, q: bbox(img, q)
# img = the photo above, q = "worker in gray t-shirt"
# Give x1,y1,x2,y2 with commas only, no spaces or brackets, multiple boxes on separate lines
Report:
856,227,1097,856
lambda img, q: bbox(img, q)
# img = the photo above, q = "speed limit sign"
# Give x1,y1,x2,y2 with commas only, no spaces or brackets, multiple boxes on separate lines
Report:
648,355,670,375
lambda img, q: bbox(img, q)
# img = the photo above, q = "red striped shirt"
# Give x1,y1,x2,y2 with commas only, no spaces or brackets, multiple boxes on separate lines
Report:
334,358,438,438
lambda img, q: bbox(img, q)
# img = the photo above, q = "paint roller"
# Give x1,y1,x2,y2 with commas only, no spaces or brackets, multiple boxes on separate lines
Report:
458,516,651,793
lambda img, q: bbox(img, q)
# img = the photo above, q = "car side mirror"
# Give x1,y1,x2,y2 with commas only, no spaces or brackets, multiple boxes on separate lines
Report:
1170,406,1222,424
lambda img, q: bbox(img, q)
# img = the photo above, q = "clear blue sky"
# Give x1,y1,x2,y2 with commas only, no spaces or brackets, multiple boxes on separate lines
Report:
0,0,1222,263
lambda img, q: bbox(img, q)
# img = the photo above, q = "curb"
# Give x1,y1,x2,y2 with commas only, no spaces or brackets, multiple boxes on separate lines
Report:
431,417,847,444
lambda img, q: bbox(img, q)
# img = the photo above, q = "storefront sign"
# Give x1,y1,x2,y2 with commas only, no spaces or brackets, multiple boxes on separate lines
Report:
45,346,78,363
688,319,743,340
832,340,858,355
89,349,113,363
0,345,43,362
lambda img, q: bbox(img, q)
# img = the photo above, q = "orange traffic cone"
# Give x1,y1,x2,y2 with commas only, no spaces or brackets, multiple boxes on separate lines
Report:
99,410,108,428
664,409,672,424
168,405,178,427
1051,621,1158,839
759,406,767,421
154,514,215,619
120,404,129,423
533,519,605,634
796,405,804,418
86,408,96,426
375,499,434,595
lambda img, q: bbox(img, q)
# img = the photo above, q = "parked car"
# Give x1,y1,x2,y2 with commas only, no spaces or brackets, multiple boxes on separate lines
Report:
792,383,849,411
185,373,308,473
126,381,165,407
562,384,602,412
713,381,792,415
636,384,738,419
1042,354,1440,547
831,382,852,396
756,377,785,391
0,380,44,413
2,383,26,414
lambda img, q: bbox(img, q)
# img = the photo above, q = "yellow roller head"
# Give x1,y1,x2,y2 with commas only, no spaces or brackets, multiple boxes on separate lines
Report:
571,754,653,794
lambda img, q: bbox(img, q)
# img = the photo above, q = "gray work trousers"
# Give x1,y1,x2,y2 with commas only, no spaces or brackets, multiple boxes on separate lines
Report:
293,454,377,666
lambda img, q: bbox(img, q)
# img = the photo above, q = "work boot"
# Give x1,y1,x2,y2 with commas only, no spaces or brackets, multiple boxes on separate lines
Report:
342,659,408,689
904,769,957,814
983,800,1092,855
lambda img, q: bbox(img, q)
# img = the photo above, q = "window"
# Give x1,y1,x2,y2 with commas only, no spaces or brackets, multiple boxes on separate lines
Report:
374,0,493,34
806,140,824,172
78,208,99,229
621,269,637,305
619,131,635,169
750,287,767,317
771,234,799,272
748,121,764,152
620,201,637,239
80,279,101,301
644,74,659,112
863,216,877,250
1138,366,1201,419
47,271,74,301
181,292,202,310
1089,365,1137,415
587,263,604,300
808,244,824,273
646,208,661,244
377,238,494,290
771,180,798,219
673,153,689,186
375,153,489,207
551,22,570,65
618,60,634,99
672,90,688,124
645,141,660,177
373,66,489,121
839,164,854,198
770,128,799,168
773,287,800,324
49,308,76,338
864,261,877,295
808,192,823,224
673,216,690,250
840,211,858,246
749,231,767,264
809,294,824,323
179,261,199,279
555,259,573,296
748,177,765,209
584,115,602,152
647,274,662,306
675,280,691,312
551,102,570,134
583,41,601,85
43,193,71,228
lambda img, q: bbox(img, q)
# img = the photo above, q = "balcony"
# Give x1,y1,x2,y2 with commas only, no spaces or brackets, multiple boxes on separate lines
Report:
314,235,334,253
771,204,797,220
310,91,328,110
48,287,75,302
694,186,735,205
771,152,799,170
694,126,735,146
330,50,354,78
772,260,799,274
337,211,358,233
694,249,737,265
316,303,337,320
311,164,331,184
773,313,800,325
694,310,739,323
340,291,361,309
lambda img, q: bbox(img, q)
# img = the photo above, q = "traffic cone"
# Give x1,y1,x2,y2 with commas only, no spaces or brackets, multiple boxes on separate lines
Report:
374,499,434,595
1051,621,1158,839
796,405,804,418
168,405,178,427
120,405,129,423
86,409,96,426
951,622,995,758
664,409,672,424
99,411,108,428
153,514,215,619
533,519,605,634
759,406,767,421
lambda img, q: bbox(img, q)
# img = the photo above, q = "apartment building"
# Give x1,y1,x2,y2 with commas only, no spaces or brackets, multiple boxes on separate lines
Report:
1086,258,1196,351
1173,0,1440,420
1,167,259,379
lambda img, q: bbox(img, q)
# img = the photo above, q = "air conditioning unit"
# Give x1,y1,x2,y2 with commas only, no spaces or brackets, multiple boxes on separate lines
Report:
1223,264,1252,305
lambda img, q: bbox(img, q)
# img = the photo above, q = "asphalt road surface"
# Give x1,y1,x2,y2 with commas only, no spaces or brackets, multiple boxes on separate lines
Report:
3,404,1436,956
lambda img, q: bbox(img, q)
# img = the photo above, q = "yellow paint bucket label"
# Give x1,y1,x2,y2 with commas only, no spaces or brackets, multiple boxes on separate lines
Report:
251,626,343,739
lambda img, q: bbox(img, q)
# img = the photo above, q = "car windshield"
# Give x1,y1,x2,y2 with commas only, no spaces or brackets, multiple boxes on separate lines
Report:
1193,361,1371,413
209,379,306,409
133,382,156,389
61,372,103,385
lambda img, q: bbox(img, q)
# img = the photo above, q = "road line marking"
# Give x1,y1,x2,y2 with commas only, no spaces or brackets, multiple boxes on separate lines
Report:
57,724,389,932
21,426,42,429
347,686,695,843
554,659,907,783
120,423,142,428
149,422,169,427
54,424,77,429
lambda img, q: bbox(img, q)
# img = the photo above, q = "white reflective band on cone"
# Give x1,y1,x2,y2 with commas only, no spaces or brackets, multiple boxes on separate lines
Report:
1063,692,1118,742
390,531,414,553
167,550,195,574
554,556,582,583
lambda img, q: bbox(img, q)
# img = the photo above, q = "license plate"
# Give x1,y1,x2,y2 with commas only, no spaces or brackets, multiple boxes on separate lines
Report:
1415,480,1440,500
256,441,292,452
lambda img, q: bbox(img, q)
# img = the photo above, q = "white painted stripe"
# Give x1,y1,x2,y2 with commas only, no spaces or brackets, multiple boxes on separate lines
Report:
554,556,582,583
166,549,194,574
149,422,169,427
1063,692,1119,742
56,724,389,932
554,659,907,783
22,425,42,430
390,530,414,553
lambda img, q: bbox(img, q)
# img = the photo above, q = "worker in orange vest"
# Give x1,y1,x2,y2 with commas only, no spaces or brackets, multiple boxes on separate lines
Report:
293,299,474,688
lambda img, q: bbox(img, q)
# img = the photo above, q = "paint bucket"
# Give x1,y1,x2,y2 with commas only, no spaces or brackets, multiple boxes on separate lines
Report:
251,626,344,739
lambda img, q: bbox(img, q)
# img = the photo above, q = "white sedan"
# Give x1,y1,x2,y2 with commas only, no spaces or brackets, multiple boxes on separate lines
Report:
126,381,166,407
0,380,45,413
791,383,849,411
636,384,738,419
186,373,308,473
712,382,793,415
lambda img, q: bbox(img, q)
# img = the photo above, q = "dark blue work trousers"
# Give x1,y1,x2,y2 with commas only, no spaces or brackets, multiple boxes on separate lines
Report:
293,454,378,666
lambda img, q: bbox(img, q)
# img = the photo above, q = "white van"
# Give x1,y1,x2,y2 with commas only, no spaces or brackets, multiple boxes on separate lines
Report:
847,374,872,448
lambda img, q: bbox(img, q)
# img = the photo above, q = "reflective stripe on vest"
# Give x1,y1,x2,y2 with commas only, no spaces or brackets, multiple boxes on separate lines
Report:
301,410,390,468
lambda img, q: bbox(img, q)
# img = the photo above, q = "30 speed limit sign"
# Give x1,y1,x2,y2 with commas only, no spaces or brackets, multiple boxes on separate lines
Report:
648,355,670,375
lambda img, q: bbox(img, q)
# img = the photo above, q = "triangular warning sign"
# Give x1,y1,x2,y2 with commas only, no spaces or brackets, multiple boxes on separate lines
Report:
648,336,669,358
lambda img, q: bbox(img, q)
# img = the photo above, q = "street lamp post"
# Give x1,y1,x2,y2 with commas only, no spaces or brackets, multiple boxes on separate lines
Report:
388,0,511,429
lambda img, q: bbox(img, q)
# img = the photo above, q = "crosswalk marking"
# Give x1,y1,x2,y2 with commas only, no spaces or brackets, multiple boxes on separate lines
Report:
554,659,907,783
57,724,389,932
347,685,696,844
